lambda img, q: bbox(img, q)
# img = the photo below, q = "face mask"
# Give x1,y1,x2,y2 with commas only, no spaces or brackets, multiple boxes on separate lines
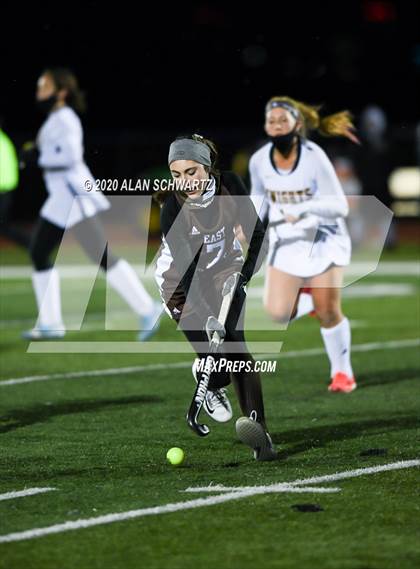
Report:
36,94,58,115
184,177,216,209
270,127,298,156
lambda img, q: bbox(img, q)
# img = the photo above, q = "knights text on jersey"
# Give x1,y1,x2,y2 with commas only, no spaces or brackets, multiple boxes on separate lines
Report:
249,139,351,277
249,138,350,243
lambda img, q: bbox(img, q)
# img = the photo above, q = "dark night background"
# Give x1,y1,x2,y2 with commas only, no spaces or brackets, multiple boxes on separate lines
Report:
1,0,419,222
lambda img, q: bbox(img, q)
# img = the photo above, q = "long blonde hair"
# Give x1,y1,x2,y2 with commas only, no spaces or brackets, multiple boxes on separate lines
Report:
266,96,359,144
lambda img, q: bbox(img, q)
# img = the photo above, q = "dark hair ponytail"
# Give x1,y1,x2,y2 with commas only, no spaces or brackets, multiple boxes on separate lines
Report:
44,67,86,114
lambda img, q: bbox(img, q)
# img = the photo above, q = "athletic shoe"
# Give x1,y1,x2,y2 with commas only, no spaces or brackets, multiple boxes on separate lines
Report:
192,359,233,423
138,302,162,342
22,325,66,340
235,416,278,461
328,372,357,393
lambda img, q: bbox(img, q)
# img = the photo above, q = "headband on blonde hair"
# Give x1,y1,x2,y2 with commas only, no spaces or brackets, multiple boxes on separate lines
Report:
265,96,360,144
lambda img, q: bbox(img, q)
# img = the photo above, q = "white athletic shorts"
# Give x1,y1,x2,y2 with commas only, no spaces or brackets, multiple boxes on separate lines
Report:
267,222,351,278
40,163,110,229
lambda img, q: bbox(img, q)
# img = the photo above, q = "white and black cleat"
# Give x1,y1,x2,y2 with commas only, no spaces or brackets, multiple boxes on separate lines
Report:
192,359,233,423
235,415,278,461
204,388,232,423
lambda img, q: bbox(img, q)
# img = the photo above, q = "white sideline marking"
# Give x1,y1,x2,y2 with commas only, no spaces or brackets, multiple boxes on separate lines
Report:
340,283,417,298
0,318,371,331
247,283,417,299
1,338,419,387
0,460,417,544
0,265,153,280
0,361,191,387
3,282,417,301
185,459,420,493
0,311,153,328
1,261,418,280
0,487,56,502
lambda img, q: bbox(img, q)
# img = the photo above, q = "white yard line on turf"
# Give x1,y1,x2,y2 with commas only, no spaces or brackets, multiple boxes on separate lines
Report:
0,460,418,544
0,487,56,502
184,460,420,493
1,338,419,387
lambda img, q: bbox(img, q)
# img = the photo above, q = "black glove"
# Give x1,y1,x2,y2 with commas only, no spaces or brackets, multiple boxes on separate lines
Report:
236,272,248,294
19,141,39,169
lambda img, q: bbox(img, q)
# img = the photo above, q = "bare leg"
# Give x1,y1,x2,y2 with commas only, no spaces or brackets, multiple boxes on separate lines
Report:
263,266,304,325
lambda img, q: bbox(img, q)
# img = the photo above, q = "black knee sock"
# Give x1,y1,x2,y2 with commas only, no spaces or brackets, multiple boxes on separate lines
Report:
229,355,267,430
29,218,64,271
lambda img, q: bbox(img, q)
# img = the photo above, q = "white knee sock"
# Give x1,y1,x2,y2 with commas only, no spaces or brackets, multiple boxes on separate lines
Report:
320,317,354,377
32,268,64,329
107,259,154,316
292,292,314,321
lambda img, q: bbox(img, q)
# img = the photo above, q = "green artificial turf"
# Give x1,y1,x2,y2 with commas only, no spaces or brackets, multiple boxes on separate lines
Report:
0,245,419,569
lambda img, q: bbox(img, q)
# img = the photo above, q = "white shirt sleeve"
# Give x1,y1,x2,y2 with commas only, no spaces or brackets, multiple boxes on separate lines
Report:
38,112,83,169
285,146,349,220
249,153,269,222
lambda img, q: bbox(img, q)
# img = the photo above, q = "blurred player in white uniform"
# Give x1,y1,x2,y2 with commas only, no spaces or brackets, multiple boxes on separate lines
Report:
250,96,359,393
23,68,161,340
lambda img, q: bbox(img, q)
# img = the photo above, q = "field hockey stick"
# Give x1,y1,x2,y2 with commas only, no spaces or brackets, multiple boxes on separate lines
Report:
186,273,239,437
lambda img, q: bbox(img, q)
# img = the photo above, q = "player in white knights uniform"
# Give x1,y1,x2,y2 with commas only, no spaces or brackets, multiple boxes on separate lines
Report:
250,97,359,393
23,68,161,340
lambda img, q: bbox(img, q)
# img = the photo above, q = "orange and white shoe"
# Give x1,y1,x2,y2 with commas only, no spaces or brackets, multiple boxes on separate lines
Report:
328,372,357,393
